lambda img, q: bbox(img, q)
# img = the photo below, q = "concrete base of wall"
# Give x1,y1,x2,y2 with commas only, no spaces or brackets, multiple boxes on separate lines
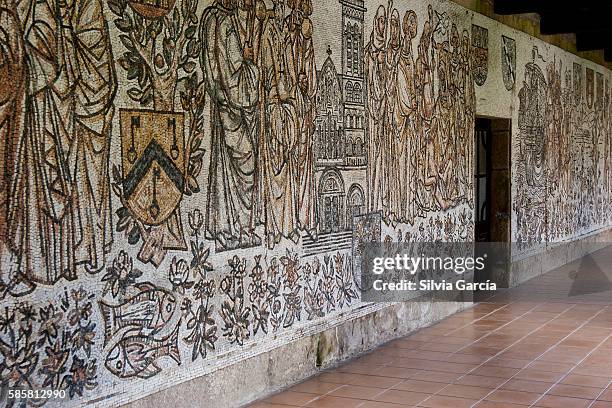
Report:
510,228,612,287
122,300,468,408
121,228,612,408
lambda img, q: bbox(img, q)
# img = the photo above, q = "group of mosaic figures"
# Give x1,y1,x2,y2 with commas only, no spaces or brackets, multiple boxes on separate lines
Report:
0,0,319,294
0,0,476,295
0,0,117,293
201,0,319,252
365,3,475,227
514,50,612,246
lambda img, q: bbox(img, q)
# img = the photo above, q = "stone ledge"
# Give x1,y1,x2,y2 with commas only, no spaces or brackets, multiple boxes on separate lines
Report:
122,301,468,408
510,228,612,287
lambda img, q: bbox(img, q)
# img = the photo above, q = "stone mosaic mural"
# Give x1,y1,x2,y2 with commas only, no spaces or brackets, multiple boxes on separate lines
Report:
513,48,612,251
0,0,610,406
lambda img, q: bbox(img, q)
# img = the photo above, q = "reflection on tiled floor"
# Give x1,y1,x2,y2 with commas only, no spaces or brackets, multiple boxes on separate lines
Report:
249,246,612,408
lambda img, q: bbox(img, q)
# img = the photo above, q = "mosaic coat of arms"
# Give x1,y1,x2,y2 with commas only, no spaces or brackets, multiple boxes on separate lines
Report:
120,109,185,226
586,68,595,109
501,35,516,91
574,63,583,106
471,24,489,86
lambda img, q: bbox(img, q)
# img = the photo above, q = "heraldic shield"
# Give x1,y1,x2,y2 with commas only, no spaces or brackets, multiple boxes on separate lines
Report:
501,35,516,91
120,109,185,226
586,68,595,109
472,24,489,87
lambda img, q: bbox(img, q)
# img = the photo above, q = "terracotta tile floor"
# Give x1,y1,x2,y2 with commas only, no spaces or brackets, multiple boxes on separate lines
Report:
249,245,612,408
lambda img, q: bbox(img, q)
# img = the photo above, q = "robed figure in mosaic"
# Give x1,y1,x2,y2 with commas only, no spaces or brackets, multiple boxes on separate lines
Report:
414,17,436,213
385,8,401,222
287,0,318,236
365,5,388,213
256,0,301,248
1,0,116,290
460,30,475,203
0,0,25,240
0,0,28,294
200,0,261,251
395,10,419,224
429,55,456,210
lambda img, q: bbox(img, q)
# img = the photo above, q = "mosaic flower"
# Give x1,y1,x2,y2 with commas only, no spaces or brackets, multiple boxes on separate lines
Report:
68,299,92,327
184,300,217,361
194,279,216,300
18,303,36,328
228,255,247,278
190,242,213,277
37,304,63,346
0,307,15,334
39,342,70,388
71,322,96,357
220,300,250,346
188,208,204,232
168,257,193,294
62,356,97,398
101,251,143,298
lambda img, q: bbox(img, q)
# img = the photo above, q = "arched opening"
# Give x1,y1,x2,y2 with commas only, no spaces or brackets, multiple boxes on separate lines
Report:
318,169,346,233
355,137,363,156
345,81,353,103
354,83,362,103
346,184,365,229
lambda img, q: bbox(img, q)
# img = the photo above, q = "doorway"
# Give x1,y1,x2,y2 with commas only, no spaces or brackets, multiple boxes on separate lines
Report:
475,118,511,242
474,117,512,290
318,168,345,234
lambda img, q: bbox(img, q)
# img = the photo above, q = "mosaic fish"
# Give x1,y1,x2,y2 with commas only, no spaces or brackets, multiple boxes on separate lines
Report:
105,323,181,379
99,282,176,342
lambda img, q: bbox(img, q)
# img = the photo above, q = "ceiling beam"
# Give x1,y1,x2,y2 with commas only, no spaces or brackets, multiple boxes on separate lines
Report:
540,13,611,34
576,30,612,51
494,0,612,63
494,0,542,15
494,0,612,18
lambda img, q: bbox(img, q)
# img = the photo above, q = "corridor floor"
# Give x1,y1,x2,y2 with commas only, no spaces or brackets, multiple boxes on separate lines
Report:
249,245,612,408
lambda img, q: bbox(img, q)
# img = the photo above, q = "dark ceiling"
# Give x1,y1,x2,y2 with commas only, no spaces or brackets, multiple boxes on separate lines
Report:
493,0,612,62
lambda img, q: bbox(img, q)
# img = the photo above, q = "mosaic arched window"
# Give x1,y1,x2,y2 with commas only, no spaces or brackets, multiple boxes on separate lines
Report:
345,81,353,103
347,183,365,229
353,83,362,103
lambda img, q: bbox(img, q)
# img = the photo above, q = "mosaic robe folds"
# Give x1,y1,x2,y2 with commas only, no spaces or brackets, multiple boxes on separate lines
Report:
365,6,388,213
396,45,418,224
385,9,401,222
414,27,436,213
200,5,260,250
0,0,26,251
257,15,300,247
289,16,318,234
461,45,475,201
5,0,116,285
